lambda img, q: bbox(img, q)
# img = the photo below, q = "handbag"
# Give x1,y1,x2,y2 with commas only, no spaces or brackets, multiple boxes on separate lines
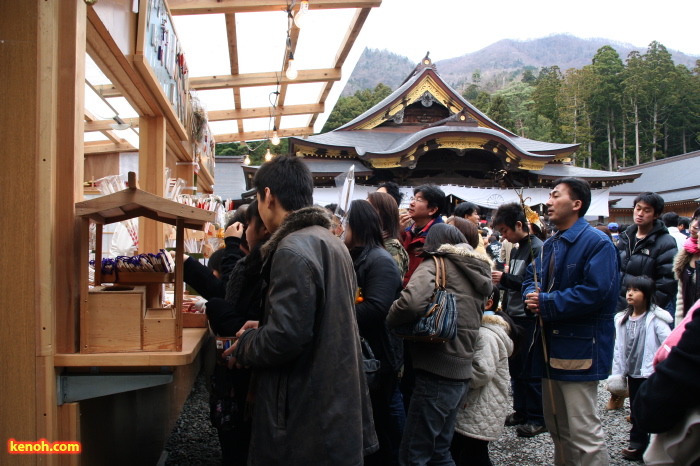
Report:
361,337,381,391
394,256,458,343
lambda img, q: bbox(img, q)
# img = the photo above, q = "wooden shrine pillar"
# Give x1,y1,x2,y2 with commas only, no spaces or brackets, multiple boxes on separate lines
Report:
138,115,166,254
0,1,85,464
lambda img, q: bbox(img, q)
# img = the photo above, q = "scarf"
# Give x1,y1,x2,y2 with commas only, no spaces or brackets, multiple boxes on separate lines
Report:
684,236,700,255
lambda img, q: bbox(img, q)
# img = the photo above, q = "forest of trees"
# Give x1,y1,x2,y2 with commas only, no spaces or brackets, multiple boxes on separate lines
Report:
319,42,700,170
470,42,700,169
217,41,699,171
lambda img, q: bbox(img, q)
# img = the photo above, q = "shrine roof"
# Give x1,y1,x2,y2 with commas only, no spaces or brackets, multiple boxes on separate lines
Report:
298,126,578,158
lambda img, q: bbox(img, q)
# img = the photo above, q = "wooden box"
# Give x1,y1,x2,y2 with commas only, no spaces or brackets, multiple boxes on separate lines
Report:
84,285,146,353
182,312,207,328
142,308,178,351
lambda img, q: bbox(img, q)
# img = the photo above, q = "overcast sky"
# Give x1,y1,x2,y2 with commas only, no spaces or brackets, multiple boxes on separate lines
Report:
359,0,700,61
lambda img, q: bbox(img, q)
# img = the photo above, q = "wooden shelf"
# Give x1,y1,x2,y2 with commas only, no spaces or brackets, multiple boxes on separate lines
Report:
101,272,175,284
55,328,209,367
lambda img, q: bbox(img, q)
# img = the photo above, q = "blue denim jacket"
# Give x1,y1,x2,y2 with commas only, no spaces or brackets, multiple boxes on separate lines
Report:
522,217,619,381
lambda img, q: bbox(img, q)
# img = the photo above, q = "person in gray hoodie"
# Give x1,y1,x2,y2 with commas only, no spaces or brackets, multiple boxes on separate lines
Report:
387,223,492,466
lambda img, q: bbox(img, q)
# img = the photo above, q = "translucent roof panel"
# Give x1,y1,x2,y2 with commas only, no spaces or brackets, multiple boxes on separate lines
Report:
293,10,356,69
283,82,325,106
234,12,290,74
208,120,240,137
172,14,232,77
193,89,236,112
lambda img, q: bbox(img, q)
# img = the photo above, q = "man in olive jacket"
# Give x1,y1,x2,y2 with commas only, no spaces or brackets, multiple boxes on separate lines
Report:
225,156,378,465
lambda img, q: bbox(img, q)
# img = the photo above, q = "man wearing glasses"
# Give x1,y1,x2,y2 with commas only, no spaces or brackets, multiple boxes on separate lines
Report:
399,184,446,288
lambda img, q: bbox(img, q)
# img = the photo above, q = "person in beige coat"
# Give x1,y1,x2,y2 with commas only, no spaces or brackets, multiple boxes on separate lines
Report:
387,223,492,466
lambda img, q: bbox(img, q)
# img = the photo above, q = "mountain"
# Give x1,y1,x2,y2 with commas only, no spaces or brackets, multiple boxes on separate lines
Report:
341,48,415,96
341,35,700,95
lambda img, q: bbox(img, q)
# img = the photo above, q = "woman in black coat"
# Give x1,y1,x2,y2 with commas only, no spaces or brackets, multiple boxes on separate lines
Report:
344,199,403,466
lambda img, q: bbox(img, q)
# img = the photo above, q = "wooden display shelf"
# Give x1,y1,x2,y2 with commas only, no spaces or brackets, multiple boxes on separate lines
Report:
55,328,209,367
77,172,215,353
101,272,175,284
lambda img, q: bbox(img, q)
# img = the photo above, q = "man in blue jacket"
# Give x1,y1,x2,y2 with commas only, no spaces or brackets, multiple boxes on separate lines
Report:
524,177,619,466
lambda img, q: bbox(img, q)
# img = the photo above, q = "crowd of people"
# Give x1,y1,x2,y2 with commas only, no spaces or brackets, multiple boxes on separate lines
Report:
181,155,700,466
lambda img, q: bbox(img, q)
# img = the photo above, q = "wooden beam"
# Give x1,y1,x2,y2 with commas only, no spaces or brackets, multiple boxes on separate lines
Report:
190,68,341,90
208,103,324,121
86,7,158,116
224,13,243,134
215,126,314,143
93,83,122,98
169,0,382,15
54,0,86,389
84,117,140,132
84,141,136,154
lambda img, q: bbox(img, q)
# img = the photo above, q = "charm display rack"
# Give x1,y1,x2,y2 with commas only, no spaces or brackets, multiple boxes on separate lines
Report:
75,172,215,353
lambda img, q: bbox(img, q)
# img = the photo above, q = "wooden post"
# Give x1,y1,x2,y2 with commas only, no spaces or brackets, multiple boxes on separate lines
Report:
56,0,88,356
0,0,82,462
138,115,166,254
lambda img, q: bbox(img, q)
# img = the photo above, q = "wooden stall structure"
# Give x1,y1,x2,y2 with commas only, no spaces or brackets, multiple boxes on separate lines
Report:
76,172,214,353
0,1,379,465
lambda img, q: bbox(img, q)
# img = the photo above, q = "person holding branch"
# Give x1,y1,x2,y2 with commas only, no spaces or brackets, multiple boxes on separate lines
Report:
523,177,619,465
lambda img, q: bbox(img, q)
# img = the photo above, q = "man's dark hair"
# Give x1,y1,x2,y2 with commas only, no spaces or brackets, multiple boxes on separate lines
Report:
454,201,479,218
553,177,591,218
694,207,700,220
492,202,527,232
679,216,692,229
661,212,679,228
632,192,665,216
377,181,403,208
423,223,467,253
367,191,401,240
253,156,313,211
346,200,384,249
414,184,445,218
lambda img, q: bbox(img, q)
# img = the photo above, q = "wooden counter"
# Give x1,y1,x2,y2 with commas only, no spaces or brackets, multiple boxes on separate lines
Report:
54,327,209,367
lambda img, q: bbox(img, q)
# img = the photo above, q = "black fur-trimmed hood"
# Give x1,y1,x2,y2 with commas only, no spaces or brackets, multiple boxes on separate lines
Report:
261,205,331,259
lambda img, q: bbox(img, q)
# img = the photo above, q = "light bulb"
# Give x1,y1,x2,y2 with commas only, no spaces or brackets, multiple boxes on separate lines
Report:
286,58,298,80
264,148,273,161
294,0,309,28
271,131,280,146
243,154,251,165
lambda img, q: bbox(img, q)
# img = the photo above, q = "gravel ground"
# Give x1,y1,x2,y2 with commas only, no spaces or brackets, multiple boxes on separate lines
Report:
165,373,636,465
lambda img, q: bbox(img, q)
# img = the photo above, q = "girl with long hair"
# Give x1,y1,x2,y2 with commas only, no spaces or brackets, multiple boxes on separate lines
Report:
367,191,409,281
607,275,672,461
345,199,404,465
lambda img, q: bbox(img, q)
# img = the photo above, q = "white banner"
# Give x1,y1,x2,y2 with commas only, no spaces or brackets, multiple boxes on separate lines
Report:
313,185,611,218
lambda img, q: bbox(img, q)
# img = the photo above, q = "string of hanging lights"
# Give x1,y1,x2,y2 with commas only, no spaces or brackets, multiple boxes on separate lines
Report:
243,0,311,165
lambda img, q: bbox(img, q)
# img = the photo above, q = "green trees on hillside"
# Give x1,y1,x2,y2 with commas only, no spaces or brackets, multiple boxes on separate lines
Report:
474,42,700,168
322,83,393,132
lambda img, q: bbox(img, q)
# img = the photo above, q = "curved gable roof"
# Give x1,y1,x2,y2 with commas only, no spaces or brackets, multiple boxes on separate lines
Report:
336,65,517,137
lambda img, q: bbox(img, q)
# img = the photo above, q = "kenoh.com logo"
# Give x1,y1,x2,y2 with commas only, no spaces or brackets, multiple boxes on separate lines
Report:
8,439,81,454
